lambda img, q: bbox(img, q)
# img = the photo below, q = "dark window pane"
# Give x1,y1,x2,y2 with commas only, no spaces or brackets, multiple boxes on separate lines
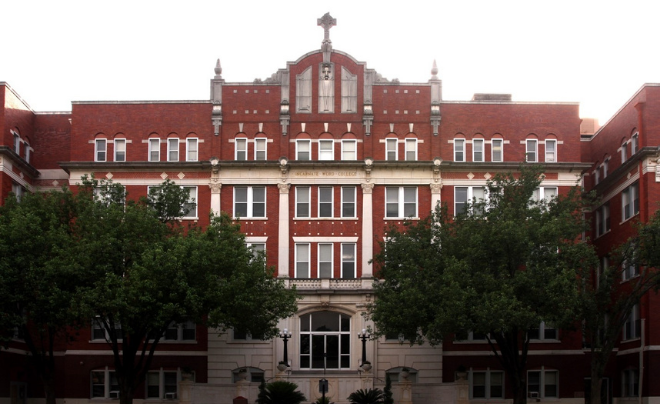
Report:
313,312,339,331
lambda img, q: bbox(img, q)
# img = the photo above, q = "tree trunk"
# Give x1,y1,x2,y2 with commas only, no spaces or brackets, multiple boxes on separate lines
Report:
119,386,134,404
44,380,57,404
511,371,527,404
590,370,602,404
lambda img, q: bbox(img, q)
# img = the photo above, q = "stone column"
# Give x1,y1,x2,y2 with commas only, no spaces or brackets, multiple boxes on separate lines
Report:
209,181,222,216
277,183,291,278
430,182,442,214
361,183,374,278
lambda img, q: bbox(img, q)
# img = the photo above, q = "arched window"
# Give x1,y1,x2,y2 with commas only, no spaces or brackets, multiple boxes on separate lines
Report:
300,311,351,369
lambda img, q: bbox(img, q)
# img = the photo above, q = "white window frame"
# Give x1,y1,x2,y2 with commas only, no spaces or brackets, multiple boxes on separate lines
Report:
527,369,558,399
622,183,639,221
622,369,639,397
114,138,126,162
146,370,179,399
295,243,310,278
454,139,465,162
621,141,628,163
533,187,557,203
13,132,21,154
491,138,503,162
454,186,487,216
148,138,160,162
186,138,198,162
296,186,310,218
386,138,398,161
341,139,357,160
247,242,266,264
528,321,557,341
603,159,609,178
318,187,334,218
95,139,107,162
167,138,180,162
254,138,267,160
405,138,417,161
596,203,610,237
91,317,122,341
235,138,247,161
341,243,356,279
296,139,311,161
91,369,119,399
470,369,504,399
182,186,197,218
545,139,557,163
623,304,640,340
318,243,334,278
233,186,266,218
631,133,638,155
385,187,417,219
163,320,196,342
472,139,484,162
341,186,356,218
12,183,24,202
526,139,538,162
24,142,30,163
318,139,334,160
299,312,351,369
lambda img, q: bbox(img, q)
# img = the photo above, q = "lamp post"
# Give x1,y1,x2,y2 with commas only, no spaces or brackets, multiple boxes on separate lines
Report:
358,329,371,371
279,328,292,367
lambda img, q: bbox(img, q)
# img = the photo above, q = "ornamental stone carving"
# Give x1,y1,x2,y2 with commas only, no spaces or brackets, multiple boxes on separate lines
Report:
361,183,374,194
278,183,291,194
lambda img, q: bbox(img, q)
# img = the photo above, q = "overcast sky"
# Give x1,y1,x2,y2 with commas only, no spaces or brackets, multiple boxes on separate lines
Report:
3,0,659,126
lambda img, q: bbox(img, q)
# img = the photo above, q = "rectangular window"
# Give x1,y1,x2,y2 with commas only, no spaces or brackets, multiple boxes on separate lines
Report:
95,139,107,162
296,243,310,278
318,243,333,278
385,187,417,218
255,138,267,160
454,186,486,216
526,139,538,162
631,133,638,155
596,203,610,237
341,243,356,279
168,139,179,162
603,160,609,178
528,370,558,398
319,140,334,160
234,187,266,218
114,139,126,162
12,184,24,202
24,143,30,163
386,138,398,161
149,139,160,162
297,140,311,160
454,139,465,162
623,369,639,397
622,183,639,221
235,138,247,161
341,187,356,218
14,133,20,154
296,186,310,218
182,187,197,218
91,370,119,398
533,187,557,203
147,371,178,399
528,322,557,340
473,139,484,162
319,187,333,218
186,138,198,161
621,142,627,163
545,140,556,162
623,304,640,340
405,139,417,161
471,371,504,399
342,140,357,160
492,139,503,162
164,320,196,341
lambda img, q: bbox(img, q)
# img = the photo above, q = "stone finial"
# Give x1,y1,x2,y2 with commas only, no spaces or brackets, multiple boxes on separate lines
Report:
318,13,336,63
431,60,439,80
214,59,222,77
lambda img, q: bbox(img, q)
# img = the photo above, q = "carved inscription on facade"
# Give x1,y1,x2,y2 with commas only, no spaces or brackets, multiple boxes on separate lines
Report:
294,171,358,177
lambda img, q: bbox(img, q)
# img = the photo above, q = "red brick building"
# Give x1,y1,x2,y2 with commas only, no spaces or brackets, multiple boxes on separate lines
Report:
1,13,659,404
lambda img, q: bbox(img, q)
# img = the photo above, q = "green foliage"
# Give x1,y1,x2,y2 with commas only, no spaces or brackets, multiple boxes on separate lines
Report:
256,381,306,404
315,397,332,404
383,374,393,404
369,165,596,404
347,388,384,404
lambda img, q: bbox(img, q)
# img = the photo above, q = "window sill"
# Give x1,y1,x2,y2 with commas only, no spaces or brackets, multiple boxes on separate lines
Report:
620,213,640,225
383,217,420,221
594,229,611,239
234,217,268,221
294,217,359,221
621,337,641,343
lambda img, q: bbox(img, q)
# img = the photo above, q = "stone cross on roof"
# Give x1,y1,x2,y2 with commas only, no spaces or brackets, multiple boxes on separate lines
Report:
317,13,336,63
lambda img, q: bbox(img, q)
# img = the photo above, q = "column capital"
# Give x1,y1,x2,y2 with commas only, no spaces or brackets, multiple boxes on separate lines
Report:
278,183,291,194
209,181,222,194
361,183,374,194
430,183,443,194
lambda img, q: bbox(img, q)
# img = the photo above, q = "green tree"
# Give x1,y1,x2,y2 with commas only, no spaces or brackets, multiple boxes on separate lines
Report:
582,210,660,404
70,178,299,404
369,166,596,404
0,189,79,404
347,388,384,404
256,380,306,404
